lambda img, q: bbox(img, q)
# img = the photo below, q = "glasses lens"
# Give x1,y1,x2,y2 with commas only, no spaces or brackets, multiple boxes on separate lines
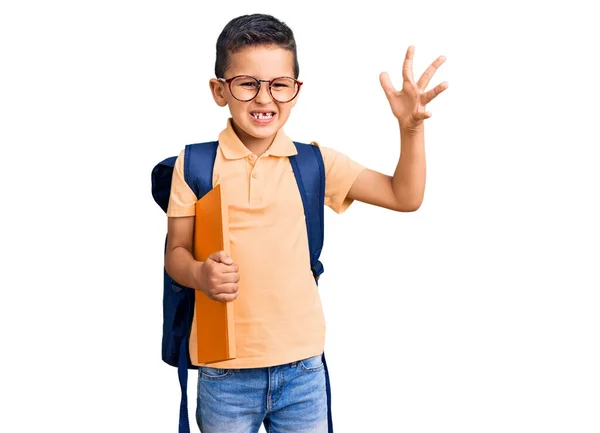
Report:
270,77,298,102
230,76,260,101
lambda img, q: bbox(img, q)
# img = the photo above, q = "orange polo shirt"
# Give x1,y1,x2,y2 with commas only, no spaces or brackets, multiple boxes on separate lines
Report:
167,118,366,368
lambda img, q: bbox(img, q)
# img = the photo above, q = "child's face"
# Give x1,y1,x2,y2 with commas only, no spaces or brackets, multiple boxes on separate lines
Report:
210,45,299,144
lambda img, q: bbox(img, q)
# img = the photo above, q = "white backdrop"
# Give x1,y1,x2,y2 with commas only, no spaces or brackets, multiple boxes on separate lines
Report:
1,1,599,432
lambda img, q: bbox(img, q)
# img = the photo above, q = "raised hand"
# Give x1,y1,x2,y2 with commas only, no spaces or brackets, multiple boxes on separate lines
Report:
379,45,448,131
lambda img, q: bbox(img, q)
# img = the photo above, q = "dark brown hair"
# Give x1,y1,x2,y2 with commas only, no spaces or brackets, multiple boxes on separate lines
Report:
215,14,299,79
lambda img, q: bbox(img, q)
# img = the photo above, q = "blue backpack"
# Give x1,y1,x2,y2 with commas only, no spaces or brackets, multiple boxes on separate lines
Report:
151,140,335,433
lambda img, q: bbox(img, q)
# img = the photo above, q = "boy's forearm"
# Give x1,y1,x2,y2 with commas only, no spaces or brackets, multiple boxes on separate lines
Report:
392,121,426,211
165,246,203,290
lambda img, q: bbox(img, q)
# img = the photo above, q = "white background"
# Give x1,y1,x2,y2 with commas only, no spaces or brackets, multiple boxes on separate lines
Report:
1,1,599,432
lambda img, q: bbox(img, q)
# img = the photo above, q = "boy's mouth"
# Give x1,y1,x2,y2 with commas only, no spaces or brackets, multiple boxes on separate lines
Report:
250,111,275,119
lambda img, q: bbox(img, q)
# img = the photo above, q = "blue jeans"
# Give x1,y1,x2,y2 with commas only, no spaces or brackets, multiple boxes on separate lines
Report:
196,353,328,433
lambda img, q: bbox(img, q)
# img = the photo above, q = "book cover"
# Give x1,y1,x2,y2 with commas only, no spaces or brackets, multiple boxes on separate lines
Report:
189,184,236,364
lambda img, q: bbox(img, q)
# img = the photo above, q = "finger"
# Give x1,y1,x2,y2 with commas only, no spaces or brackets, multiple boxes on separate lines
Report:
417,55,446,90
422,81,449,105
213,263,239,284
215,291,238,303
416,110,432,121
221,262,239,273
219,281,238,292
216,250,233,264
220,271,240,284
215,282,239,297
207,284,238,303
379,72,397,95
208,251,227,263
402,45,415,83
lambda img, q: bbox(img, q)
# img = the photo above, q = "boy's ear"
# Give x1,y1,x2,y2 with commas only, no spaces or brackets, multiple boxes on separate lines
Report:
209,78,228,107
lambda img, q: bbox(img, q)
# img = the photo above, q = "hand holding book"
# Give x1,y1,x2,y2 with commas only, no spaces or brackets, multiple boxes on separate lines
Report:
198,250,240,303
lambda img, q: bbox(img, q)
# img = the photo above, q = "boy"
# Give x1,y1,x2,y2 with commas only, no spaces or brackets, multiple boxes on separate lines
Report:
164,13,447,433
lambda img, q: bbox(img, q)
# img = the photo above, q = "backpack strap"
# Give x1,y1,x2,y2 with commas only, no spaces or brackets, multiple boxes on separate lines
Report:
289,142,333,433
184,141,219,198
289,142,326,282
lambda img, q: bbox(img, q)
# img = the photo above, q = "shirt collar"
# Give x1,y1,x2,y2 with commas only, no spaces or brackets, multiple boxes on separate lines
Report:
218,117,298,159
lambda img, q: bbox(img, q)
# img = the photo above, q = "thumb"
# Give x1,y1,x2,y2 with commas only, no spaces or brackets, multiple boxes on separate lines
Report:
208,250,229,264
379,72,396,96
216,250,233,264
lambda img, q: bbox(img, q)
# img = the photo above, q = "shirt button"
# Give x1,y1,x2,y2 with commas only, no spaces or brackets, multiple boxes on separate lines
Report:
248,154,256,161
252,172,258,179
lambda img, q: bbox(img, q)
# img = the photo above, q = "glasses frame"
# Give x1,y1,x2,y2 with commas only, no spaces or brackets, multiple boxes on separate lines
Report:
217,75,303,103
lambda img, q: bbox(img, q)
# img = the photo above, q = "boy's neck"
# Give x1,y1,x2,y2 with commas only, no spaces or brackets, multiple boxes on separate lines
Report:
231,119,276,157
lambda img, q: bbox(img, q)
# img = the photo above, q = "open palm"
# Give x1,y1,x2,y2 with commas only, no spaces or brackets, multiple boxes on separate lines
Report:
379,45,448,131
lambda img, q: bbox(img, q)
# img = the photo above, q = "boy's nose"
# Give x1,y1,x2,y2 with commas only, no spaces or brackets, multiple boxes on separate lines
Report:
255,83,272,104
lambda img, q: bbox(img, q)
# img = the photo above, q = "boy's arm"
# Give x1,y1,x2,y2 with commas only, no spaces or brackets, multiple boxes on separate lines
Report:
347,124,425,212
164,150,204,289
347,46,447,212
164,216,203,290
163,151,239,301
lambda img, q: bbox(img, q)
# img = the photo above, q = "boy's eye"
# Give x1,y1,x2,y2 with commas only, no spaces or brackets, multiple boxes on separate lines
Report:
239,82,257,88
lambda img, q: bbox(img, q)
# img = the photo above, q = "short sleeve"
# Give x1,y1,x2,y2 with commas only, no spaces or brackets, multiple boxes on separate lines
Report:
166,149,198,217
316,142,367,214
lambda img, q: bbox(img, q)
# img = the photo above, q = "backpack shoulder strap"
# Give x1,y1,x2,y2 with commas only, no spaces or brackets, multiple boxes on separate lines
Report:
290,142,335,433
184,141,219,198
290,141,326,282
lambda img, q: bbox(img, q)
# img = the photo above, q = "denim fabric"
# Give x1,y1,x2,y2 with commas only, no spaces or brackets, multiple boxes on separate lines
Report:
196,353,328,433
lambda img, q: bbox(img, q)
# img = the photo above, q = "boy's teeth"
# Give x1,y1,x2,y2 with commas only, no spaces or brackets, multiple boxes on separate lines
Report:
252,112,274,119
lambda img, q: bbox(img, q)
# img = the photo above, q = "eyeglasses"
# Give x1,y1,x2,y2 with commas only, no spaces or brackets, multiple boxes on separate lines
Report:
217,75,303,103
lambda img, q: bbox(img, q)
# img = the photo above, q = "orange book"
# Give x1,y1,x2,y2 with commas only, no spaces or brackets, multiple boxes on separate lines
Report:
188,184,236,364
